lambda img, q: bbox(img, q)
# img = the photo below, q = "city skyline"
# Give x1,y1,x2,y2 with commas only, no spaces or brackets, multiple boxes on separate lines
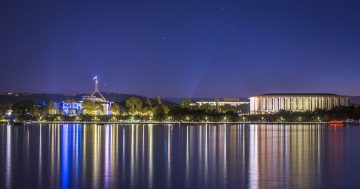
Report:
1,1,360,97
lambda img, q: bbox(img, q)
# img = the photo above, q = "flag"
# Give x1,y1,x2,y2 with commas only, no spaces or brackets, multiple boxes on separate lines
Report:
93,76,98,80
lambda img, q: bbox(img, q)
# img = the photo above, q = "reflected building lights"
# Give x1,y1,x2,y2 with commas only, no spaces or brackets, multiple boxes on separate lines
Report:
0,123,348,189
204,124,209,186
25,126,30,179
135,124,139,187
5,125,11,189
185,126,190,189
248,124,259,189
142,125,145,181
104,125,110,189
74,124,82,187
211,125,217,185
92,125,100,188
82,124,87,188
166,125,172,189
196,125,201,184
121,126,126,188
38,125,42,187
49,125,55,188
61,124,70,189
111,125,118,188
147,124,154,189
223,125,228,188
130,124,135,188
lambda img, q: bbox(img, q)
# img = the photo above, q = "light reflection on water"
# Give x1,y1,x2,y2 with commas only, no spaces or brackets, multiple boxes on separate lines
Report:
0,123,359,189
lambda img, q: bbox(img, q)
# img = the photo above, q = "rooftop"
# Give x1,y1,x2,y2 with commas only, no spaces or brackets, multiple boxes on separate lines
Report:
255,93,344,97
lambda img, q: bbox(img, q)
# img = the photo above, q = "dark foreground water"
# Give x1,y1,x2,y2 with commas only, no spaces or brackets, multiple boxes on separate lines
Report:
1,124,360,189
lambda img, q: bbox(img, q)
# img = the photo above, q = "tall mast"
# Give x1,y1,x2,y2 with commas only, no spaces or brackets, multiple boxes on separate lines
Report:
94,76,99,91
90,76,106,101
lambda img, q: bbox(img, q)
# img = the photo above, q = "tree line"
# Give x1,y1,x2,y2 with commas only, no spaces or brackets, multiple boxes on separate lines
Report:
2,96,360,122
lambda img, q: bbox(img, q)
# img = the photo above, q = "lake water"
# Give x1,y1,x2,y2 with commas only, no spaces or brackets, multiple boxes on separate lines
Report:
1,123,360,189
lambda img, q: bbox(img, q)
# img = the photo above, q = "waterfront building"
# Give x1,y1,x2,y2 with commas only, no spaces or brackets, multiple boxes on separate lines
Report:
60,76,112,116
249,93,349,114
191,97,249,106
82,76,112,115
61,102,82,116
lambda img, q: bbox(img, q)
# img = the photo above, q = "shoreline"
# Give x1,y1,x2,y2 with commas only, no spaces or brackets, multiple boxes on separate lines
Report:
26,121,333,125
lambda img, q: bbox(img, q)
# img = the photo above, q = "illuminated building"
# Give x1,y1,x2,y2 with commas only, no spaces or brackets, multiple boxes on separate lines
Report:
61,76,112,116
249,93,349,114
61,102,82,116
81,76,112,115
191,97,249,106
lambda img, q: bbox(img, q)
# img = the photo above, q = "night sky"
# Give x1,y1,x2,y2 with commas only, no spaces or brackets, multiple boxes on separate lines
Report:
1,0,359,98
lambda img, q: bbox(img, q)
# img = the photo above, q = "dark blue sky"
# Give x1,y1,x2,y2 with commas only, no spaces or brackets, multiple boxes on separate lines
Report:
1,0,359,98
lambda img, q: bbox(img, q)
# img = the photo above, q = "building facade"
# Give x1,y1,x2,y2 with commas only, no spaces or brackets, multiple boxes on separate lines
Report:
191,98,249,106
60,76,113,116
249,93,349,114
61,102,82,116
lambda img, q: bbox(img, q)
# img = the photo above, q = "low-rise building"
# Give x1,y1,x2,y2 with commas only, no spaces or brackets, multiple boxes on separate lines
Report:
60,76,112,116
191,98,249,106
61,102,82,116
249,93,349,114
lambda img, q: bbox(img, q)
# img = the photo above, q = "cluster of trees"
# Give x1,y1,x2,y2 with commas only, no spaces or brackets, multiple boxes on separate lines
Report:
0,104,10,123
168,97,248,122
0,104,11,115
6,96,171,121
10,100,61,121
82,101,105,115
124,96,169,120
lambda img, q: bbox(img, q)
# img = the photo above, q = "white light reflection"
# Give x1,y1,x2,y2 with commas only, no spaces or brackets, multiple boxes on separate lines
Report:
285,124,290,188
104,125,110,189
204,124,209,186
142,124,145,178
130,124,135,188
147,124,154,189
121,126,126,187
223,125,228,188
185,126,190,188
248,124,259,189
38,125,42,187
92,125,100,188
82,124,87,187
166,125,172,189
5,125,11,189
111,124,118,186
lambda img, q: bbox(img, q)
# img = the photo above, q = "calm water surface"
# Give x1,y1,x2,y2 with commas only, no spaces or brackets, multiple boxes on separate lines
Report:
1,123,360,189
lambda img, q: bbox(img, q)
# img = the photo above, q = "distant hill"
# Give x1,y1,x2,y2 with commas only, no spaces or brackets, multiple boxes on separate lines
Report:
0,93,175,105
3,93,355,105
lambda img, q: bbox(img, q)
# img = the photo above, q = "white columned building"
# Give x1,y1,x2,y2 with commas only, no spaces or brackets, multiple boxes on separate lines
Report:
249,93,349,114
